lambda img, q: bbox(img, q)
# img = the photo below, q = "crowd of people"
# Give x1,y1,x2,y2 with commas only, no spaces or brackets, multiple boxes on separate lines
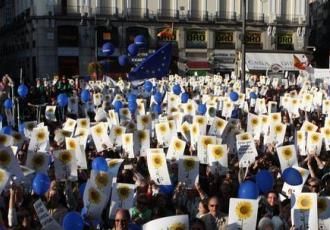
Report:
0,72,329,230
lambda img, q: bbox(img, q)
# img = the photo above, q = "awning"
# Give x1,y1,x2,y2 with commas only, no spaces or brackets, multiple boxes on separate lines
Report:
245,53,307,71
186,61,210,70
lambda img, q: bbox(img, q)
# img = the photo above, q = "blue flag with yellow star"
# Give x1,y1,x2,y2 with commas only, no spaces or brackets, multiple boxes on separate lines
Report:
128,43,172,81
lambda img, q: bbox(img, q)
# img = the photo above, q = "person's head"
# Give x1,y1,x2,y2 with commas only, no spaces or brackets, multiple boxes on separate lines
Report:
191,218,206,230
46,180,60,208
198,200,209,215
114,208,130,230
307,178,320,193
207,196,219,216
266,191,278,207
258,217,274,230
136,194,149,211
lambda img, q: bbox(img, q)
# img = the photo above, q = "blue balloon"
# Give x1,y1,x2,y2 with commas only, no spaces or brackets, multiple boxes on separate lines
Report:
0,115,2,121
92,157,108,172
57,93,68,107
238,180,259,199
118,55,129,66
128,223,142,230
256,170,274,194
128,101,138,113
79,182,86,198
159,185,174,195
172,84,181,95
32,173,51,196
1,126,11,135
3,98,13,109
153,103,162,115
63,212,84,230
102,42,115,56
128,43,139,57
144,81,153,93
250,92,257,99
80,89,90,103
128,93,137,102
17,84,28,97
113,100,123,113
154,92,163,104
181,93,189,103
282,167,303,186
198,103,207,115
134,35,145,46
229,91,239,102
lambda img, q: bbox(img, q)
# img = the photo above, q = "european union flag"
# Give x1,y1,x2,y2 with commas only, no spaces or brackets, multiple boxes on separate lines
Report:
128,43,172,81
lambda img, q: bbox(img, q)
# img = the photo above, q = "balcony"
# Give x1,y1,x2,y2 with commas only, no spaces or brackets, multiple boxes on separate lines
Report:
94,7,118,18
215,11,236,22
245,13,265,23
275,15,304,25
187,10,208,22
123,8,149,20
156,9,179,21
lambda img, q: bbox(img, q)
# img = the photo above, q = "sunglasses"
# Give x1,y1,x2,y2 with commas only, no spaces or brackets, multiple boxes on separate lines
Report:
115,219,128,223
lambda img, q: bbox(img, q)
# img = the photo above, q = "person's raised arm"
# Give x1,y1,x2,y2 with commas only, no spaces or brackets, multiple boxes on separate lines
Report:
8,185,18,227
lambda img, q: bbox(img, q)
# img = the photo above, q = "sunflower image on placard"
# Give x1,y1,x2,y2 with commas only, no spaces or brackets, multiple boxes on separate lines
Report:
36,129,47,144
77,129,86,137
67,139,77,150
239,133,250,141
297,194,313,210
141,115,150,127
151,154,163,169
182,124,190,137
297,132,303,142
235,201,253,228
168,121,174,130
59,150,72,165
211,146,224,160
225,102,232,109
88,187,101,204
304,94,312,102
310,133,320,144
201,136,213,149
0,135,8,146
324,128,330,139
0,149,11,168
79,119,88,128
117,185,131,206
159,123,168,135
318,198,328,215
137,131,147,142
168,222,186,230
186,104,193,113
196,117,206,126
108,159,118,168
94,126,104,137
306,124,314,132
216,119,225,129
261,116,268,125
251,117,259,128
325,100,330,106
271,114,280,123
183,158,195,172
31,153,45,170
170,107,178,113
281,146,293,161
123,135,132,146
46,108,54,113
173,139,184,153
114,127,123,137
292,99,298,105
122,108,129,116
95,171,109,189
67,120,74,127
274,124,283,138
191,124,199,136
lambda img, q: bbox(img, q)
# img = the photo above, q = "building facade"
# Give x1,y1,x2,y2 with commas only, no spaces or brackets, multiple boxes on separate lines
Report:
0,0,309,83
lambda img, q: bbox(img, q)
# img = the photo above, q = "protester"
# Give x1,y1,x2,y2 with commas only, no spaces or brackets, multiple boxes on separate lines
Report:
0,71,329,230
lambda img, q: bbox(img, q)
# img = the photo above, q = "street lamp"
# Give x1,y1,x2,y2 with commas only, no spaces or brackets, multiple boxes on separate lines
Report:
241,0,246,94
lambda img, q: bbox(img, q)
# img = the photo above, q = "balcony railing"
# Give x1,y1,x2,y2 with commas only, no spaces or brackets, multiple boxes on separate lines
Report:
187,10,208,22
215,11,236,21
156,9,179,20
124,8,149,20
275,14,303,24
